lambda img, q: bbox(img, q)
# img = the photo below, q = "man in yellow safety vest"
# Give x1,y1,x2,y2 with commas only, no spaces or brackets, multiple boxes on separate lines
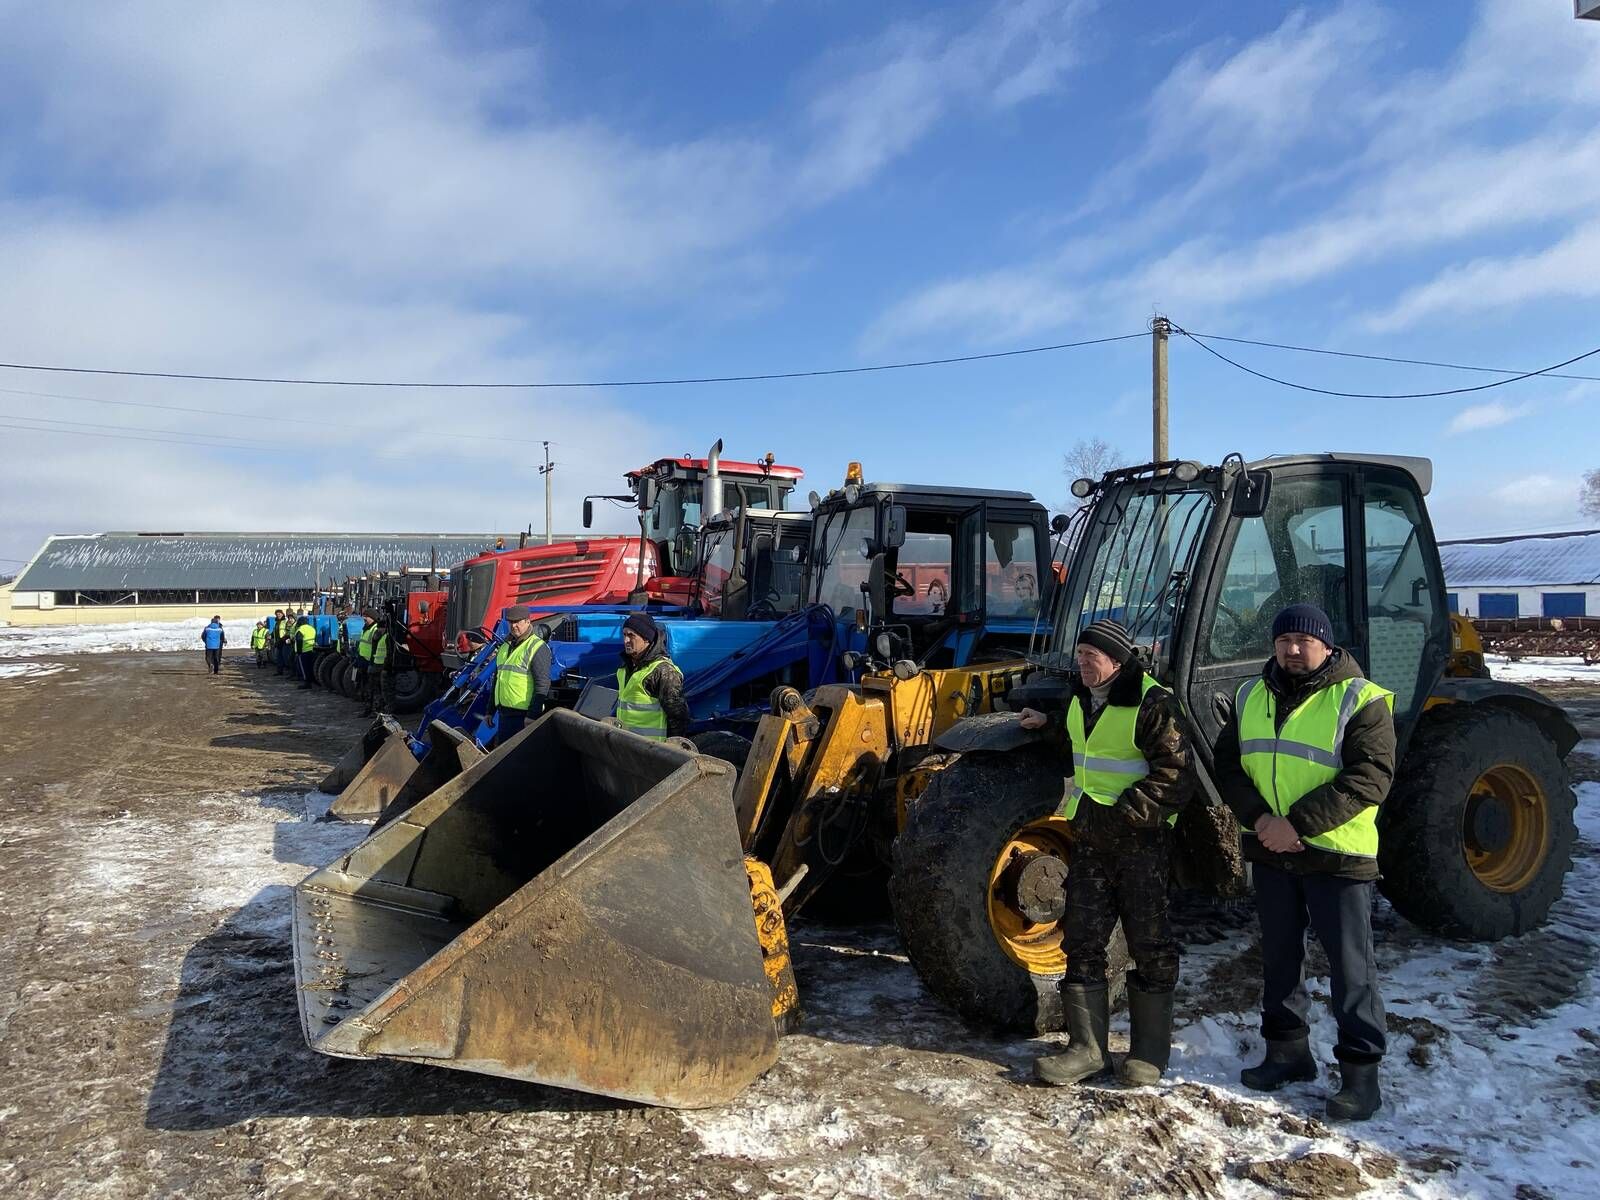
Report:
1215,603,1395,1122
1017,618,1194,1088
295,615,318,689
363,617,394,717
250,621,269,667
491,605,552,747
614,612,688,740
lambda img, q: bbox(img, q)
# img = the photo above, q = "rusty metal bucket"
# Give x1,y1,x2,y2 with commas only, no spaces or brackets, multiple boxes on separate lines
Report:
323,719,484,824
318,717,395,794
292,709,780,1108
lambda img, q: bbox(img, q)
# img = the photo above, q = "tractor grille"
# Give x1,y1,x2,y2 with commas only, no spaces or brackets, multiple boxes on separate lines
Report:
511,552,613,603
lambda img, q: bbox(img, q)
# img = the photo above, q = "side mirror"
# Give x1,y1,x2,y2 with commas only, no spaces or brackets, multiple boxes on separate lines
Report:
1050,513,1071,535
582,498,594,528
1232,469,1272,517
640,479,659,512
883,504,908,551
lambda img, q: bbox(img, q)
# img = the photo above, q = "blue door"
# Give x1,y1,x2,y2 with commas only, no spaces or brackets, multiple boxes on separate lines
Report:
1478,593,1519,619
1446,592,1459,614
1542,592,1586,618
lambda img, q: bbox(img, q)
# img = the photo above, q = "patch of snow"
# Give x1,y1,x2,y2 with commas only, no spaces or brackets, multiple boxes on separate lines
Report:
1486,654,1600,683
0,619,259,658
680,1100,858,1161
0,661,73,680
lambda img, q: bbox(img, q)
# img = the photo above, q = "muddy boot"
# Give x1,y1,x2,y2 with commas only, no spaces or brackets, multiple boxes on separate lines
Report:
1326,1061,1381,1121
1035,983,1109,1086
1240,1036,1317,1092
1119,981,1173,1086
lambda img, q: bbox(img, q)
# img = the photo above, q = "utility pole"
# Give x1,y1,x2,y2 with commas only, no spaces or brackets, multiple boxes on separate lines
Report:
1151,314,1170,462
539,441,555,545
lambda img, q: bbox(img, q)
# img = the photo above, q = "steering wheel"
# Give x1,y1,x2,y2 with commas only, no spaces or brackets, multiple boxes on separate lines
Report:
1210,598,1254,657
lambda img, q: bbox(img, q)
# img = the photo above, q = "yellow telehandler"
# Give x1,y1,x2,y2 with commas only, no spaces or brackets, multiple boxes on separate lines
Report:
290,454,1579,1108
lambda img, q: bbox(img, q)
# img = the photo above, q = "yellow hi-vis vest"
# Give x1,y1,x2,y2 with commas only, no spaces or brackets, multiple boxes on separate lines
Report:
296,623,316,652
357,626,376,661
250,627,266,650
615,658,670,739
1236,674,1394,858
372,633,390,666
494,634,546,711
1059,673,1170,823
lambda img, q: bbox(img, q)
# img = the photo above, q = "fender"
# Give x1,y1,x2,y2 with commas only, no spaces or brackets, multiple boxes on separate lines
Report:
930,711,1047,755
1428,676,1579,758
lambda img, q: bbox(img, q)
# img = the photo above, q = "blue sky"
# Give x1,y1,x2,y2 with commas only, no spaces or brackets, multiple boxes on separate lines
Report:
1,0,1597,571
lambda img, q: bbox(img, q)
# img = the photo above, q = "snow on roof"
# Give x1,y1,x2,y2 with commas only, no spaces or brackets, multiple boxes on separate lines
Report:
12,532,520,591
1439,529,1600,588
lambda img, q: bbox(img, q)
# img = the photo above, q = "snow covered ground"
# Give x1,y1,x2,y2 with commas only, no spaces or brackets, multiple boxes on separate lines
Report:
1485,655,1600,683
0,618,258,658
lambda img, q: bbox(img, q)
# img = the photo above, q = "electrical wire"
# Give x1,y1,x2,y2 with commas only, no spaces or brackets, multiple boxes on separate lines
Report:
1181,332,1600,385
1175,326,1600,400
0,385,563,448
0,332,1148,389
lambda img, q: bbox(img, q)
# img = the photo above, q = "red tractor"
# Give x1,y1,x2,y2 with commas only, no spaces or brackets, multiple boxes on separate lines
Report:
441,441,802,667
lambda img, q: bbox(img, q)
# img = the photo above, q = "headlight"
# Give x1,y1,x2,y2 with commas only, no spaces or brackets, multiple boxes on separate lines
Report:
1172,460,1202,483
1070,477,1094,499
840,651,860,671
874,631,894,659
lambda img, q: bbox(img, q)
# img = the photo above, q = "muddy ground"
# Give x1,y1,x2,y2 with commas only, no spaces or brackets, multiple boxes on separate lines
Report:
0,652,1596,1199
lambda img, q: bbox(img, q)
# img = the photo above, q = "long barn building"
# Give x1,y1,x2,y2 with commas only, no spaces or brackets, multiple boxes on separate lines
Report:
0,531,564,626
1438,529,1600,619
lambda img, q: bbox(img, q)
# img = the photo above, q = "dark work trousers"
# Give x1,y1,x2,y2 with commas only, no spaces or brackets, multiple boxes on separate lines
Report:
1062,815,1179,991
1254,862,1386,1064
492,707,528,748
275,642,290,674
299,650,318,686
204,649,222,674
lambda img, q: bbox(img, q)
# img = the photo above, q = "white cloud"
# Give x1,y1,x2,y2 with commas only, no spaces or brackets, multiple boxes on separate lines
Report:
1490,473,1579,511
1447,400,1534,435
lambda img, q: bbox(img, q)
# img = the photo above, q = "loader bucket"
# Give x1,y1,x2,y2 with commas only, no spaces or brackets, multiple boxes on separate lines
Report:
325,719,486,826
322,717,422,823
292,709,779,1108
319,717,393,793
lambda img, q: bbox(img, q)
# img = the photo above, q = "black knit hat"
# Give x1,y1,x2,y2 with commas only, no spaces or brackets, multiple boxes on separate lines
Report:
1271,603,1335,647
623,611,659,641
1076,618,1135,665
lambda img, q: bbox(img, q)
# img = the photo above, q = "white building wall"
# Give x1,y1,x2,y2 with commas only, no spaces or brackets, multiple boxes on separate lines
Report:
1447,584,1600,619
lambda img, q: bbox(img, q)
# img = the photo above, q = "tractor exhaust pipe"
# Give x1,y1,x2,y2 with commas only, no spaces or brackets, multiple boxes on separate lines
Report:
706,438,725,520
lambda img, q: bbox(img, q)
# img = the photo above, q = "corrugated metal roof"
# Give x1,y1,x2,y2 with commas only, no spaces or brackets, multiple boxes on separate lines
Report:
1439,530,1600,588
11,532,578,591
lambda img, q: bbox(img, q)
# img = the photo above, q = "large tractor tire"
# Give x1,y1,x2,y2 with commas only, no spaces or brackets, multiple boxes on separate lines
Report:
891,747,1128,1034
329,659,352,698
690,730,753,775
390,667,434,715
1380,705,1576,941
316,654,339,690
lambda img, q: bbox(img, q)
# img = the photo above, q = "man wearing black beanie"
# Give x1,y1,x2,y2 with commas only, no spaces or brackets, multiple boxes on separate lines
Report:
614,611,690,739
1018,618,1194,1087
1214,602,1396,1122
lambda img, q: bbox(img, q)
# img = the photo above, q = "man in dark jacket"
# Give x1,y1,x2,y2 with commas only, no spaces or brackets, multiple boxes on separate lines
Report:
615,612,690,739
200,616,226,674
1214,603,1395,1122
1018,619,1194,1087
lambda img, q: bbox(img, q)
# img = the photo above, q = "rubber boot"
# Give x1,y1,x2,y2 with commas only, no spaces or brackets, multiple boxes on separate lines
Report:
1240,1036,1317,1092
1119,981,1174,1086
1326,1060,1381,1122
1035,983,1109,1086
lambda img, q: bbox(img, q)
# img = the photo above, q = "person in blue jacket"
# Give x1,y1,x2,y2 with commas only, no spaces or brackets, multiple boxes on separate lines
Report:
201,616,226,675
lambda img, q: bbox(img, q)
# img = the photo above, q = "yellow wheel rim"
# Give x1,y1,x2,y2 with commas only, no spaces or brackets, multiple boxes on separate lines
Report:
1462,763,1550,893
986,816,1072,974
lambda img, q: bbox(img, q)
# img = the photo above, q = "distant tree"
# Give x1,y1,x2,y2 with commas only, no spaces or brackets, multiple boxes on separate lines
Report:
1063,438,1125,506
1582,468,1600,520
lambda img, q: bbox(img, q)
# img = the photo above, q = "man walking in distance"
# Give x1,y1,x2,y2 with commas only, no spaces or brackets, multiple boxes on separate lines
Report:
490,605,552,747
1214,603,1395,1122
1017,619,1193,1087
201,615,227,675
614,612,689,740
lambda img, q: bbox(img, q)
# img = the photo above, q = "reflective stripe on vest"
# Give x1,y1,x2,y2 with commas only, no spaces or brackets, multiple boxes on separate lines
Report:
372,633,390,665
1059,673,1166,822
615,658,670,739
357,627,375,660
1236,673,1394,858
494,634,546,711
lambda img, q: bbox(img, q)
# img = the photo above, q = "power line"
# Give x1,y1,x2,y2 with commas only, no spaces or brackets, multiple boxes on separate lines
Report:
0,385,559,448
0,332,1149,390
1175,326,1600,400
0,410,284,448
1182,331,1600,385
